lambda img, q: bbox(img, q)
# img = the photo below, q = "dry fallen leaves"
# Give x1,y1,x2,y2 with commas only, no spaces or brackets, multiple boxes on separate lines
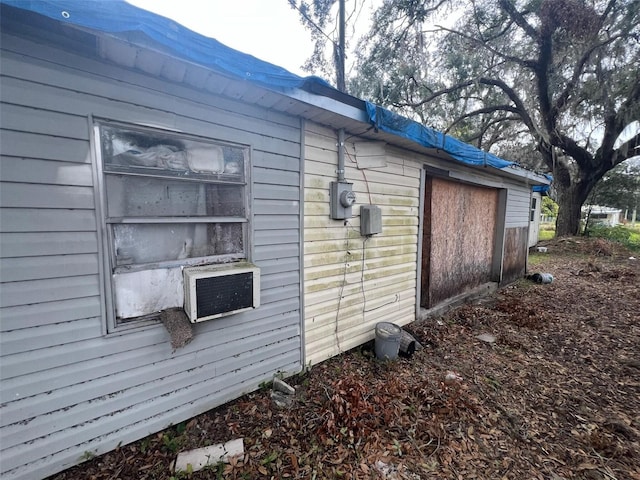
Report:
49,238,640,480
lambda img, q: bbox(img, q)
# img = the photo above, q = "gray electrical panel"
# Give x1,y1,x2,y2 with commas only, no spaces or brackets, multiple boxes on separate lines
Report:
360,205,382,235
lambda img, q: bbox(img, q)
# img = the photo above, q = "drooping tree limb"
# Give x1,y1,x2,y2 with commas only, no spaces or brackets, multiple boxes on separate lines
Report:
477,118,524,151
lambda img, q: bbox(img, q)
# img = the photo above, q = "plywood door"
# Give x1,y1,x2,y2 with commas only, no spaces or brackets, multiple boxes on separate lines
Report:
421,176,498,307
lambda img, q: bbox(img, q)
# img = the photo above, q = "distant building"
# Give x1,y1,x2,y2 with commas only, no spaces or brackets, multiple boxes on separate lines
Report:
582,205,622,227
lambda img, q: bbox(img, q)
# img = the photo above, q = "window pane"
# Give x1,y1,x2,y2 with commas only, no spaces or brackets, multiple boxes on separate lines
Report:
105,175,245,217
113,223,244,266
100,125,245,180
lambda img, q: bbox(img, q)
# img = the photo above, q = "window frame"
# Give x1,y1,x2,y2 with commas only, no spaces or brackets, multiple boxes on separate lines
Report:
93,119,252,332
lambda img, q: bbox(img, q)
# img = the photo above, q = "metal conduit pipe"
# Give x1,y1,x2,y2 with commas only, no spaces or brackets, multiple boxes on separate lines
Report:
337,128,345,182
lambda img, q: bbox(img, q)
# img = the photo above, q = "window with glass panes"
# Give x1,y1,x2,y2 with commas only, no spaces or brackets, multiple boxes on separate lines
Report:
96,121,249,323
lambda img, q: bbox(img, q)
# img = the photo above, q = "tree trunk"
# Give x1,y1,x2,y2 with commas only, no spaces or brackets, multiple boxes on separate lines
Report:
555,183,589,236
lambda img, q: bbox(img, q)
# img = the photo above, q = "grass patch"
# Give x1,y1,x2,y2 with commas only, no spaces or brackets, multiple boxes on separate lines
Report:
527,253,547,266
538,229,555,241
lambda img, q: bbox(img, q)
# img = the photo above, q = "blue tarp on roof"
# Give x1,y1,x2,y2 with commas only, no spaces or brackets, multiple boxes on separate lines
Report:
533,174,553,193
0,0,329,91
366,103,513,169
2,0,551,184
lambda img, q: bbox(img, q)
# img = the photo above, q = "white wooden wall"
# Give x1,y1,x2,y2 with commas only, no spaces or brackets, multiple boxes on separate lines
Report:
303,123,421,365
506,187,533,229
0,34,302,480
529,192,542,247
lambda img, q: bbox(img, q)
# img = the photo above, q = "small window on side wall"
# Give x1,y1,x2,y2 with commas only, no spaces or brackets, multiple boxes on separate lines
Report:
95,121,250,329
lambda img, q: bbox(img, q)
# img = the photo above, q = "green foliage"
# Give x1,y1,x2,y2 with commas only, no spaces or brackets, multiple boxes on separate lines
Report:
161,433,182,454
589,160,640,213
587,225,640,251
258,380,272,391
288,0,341,81
80,450,96,461
175,421,187,435
261,450,279,466
541,197,558,217
538,229,555,241
527,253,547,266
139,437,152,454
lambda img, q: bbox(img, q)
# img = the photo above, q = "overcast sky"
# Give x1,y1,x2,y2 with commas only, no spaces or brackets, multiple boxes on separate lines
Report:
126,0,314,76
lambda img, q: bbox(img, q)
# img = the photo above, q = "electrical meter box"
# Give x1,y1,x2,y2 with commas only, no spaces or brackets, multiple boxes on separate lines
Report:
360,205,382,235
330,181,356,219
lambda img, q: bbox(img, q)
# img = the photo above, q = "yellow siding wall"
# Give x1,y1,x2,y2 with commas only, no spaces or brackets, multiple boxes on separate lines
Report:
304,123,421,365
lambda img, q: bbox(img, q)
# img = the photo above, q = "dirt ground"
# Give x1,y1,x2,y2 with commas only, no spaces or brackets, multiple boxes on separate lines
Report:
50,237,640,480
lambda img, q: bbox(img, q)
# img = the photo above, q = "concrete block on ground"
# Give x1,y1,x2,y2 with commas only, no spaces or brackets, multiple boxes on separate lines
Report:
172,438,244,473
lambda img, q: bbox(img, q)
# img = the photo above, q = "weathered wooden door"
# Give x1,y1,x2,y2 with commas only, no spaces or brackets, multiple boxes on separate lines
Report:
421,176,499,308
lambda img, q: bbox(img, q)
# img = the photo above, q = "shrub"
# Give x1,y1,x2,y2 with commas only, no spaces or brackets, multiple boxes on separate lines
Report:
587,225,640,251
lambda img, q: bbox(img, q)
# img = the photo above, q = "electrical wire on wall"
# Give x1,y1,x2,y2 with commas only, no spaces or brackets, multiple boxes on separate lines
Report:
345,146,373,204
333,221,360,353
333,136,399,353
334,221,400,353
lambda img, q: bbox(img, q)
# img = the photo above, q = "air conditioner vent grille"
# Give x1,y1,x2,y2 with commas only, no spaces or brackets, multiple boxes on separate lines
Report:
183,262,260,323
196,272,254,318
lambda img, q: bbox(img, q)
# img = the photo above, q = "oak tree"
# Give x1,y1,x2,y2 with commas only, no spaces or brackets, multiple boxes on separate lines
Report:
349,0,639,235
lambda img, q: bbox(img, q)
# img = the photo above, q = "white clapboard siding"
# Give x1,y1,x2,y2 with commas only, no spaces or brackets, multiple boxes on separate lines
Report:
0,317,102,356
309,304,416,363
303,122,420,365
0,232,98,258
0,157,94,186
0,297,101,332
3,354,301,480
0,103,91,140
0,254,99,282
1,323,299,451
0,129,91,163
1,32,302,480
0,306,300,407
506,185,533,228
0,183,95,209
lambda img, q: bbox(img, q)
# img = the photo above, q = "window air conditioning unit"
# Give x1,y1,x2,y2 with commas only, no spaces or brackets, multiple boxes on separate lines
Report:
183,262,260,323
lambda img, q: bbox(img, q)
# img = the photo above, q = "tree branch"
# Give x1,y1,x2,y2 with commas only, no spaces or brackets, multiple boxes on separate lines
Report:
430,24,536,68
443,105,520,134
598,76,640,165
497,0,539,41
396,76,539,136
534,32,555,134
551,34,625,118
550,132,594,172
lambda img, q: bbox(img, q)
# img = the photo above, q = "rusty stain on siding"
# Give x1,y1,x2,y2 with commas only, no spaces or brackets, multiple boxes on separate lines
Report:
422,176,498,307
